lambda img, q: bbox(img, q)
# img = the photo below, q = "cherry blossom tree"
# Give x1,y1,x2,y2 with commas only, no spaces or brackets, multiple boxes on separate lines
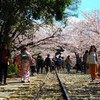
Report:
66,10,100,54
12,10,100,59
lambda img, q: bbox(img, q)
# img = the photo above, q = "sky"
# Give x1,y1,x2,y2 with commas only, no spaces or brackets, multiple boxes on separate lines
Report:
35,0,100,23
78,0,100,19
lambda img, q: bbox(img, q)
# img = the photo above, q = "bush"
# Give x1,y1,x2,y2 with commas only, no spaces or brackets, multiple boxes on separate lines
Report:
8,64,19,75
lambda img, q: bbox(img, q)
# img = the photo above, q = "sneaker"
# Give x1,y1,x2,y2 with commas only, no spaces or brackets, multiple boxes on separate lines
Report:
28,81,30,83
91,78,95,82
21,81,25,83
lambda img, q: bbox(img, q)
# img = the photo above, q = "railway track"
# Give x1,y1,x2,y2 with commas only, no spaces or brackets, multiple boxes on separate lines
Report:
0,70,69,100
0,74,47,100
55,69,70,100
33,69,70,100
58,70,100,100
1,69,100,100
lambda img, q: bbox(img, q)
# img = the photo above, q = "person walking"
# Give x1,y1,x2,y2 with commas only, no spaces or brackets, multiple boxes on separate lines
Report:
75,53,82,73
57,55,62,72
62,57,65,71
36,55,44,74
44,54,51,73
87,45,98,82
15,47,33,83
30,56,36,76
83,50,89,74
0,42,11,85
65,55,72,73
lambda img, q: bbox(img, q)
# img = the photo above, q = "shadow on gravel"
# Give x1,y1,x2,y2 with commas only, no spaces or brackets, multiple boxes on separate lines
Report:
8,81,22,84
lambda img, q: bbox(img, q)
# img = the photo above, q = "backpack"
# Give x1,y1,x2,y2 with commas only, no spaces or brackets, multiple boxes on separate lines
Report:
57,58,62,66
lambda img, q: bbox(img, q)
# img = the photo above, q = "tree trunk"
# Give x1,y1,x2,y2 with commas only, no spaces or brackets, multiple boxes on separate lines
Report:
0,20,11,45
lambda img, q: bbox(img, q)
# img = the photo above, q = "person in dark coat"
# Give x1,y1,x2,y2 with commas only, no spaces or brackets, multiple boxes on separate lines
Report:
75,53,82,73
30,56,36,76
65,55,72,73
0,42,11,85
83,50,89,74
57,55,62,72
36,55,44,74
45,54,51,73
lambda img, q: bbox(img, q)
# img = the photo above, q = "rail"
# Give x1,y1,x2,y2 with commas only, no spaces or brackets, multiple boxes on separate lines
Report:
32,72,50,100
55,68,71,100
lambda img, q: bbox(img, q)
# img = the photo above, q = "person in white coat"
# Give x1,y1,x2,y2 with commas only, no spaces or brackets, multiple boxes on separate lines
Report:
87,45,98,82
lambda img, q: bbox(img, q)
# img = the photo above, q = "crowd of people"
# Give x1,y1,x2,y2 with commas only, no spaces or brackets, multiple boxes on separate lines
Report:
0,42,100,85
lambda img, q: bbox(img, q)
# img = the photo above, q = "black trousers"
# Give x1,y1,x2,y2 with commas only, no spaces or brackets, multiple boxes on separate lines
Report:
37,66,43,74
0,62,8,84
45,65,49,73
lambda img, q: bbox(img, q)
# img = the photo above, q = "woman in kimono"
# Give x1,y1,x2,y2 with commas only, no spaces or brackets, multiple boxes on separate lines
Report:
15,47,33,83
87,45,98,82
